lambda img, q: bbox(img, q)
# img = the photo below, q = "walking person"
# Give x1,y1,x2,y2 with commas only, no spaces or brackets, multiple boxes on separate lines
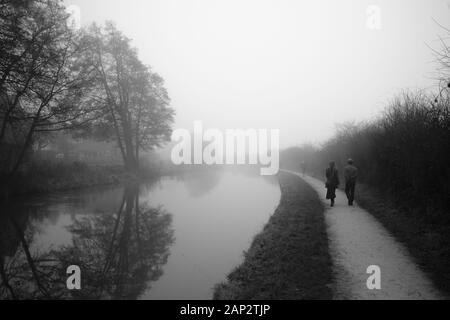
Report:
325,161,339,207
344,158,358,206
301,161,307,177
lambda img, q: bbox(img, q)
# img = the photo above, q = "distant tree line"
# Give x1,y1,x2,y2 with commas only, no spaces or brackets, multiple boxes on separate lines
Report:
0,0,174,181
282,88,450,211
281,27,450,213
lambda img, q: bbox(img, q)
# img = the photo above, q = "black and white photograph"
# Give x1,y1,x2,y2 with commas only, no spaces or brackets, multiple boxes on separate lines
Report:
1,0,450,308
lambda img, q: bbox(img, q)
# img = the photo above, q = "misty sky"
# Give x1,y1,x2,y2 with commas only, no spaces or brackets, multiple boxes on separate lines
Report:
64,0,450,148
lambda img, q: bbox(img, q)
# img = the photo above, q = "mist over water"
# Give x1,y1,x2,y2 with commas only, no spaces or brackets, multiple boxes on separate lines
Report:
0,168,280,299
1,0,450,303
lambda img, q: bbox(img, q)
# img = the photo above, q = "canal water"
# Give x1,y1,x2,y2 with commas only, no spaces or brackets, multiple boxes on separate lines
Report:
0,168,280,299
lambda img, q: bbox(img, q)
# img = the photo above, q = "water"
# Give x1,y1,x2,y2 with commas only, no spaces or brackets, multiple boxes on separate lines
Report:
0,168,280,299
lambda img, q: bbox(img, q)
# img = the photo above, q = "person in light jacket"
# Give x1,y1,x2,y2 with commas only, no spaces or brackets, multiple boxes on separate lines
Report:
344,158,358,206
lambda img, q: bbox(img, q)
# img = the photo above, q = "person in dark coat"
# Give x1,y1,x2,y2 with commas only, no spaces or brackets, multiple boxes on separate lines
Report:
344,158,358,206
325,161,339,207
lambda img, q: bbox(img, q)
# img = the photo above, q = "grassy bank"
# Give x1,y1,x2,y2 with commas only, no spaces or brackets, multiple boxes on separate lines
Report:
3,161,126,197
213,172,333,300
354,183,450,296
0,157,171,198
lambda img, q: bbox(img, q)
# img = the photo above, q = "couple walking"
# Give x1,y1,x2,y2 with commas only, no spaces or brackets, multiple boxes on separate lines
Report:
325,159,358,207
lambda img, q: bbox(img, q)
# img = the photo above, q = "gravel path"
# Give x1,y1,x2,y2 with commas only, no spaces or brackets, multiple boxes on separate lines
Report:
282,170,443,300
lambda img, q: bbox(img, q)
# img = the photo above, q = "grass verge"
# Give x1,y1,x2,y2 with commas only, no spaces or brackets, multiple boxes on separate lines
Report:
355,183,450,297
0,161,128,199
213,172,333,300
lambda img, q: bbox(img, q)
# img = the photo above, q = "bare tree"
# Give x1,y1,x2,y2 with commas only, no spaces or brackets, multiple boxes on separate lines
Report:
0,0,97,176
79,23,174,173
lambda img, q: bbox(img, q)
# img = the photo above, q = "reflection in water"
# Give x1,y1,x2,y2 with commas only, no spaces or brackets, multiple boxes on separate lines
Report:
181,169,222,197
0,183,174,299
140,170,280,299
0,169,281,300
0,210,47,299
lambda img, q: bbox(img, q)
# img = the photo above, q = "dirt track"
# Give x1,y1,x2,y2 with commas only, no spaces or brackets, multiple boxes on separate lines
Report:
282,170,443,300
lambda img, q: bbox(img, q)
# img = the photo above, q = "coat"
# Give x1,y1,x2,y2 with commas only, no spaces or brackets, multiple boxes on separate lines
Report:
326,167,339,188
344,164,358,183
325,167,339,200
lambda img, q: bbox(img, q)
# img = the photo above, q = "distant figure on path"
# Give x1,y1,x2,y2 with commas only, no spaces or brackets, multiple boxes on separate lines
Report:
325,161,339,207
344,158,358,206
300,161,307,176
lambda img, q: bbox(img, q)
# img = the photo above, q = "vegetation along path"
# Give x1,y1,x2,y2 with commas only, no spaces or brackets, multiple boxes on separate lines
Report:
214,172,333,299
282,170,444,299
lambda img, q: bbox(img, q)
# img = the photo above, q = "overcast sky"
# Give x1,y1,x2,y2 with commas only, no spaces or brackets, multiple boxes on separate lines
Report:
64,0,450,148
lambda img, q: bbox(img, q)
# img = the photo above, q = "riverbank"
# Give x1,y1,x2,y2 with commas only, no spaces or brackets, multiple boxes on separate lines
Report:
0,160,168,199
1,161,125,198
354,183,450,297
213,172,333,299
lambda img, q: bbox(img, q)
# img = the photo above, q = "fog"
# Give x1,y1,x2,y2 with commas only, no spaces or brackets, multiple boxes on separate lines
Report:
64,0,449,148
2,0,450,301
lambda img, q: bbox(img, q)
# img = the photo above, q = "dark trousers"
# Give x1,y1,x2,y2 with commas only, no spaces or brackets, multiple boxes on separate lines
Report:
345,180,356,203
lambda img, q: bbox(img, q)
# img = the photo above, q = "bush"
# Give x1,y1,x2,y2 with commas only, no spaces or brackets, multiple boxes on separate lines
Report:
1,161,125,196
282,90,450,216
